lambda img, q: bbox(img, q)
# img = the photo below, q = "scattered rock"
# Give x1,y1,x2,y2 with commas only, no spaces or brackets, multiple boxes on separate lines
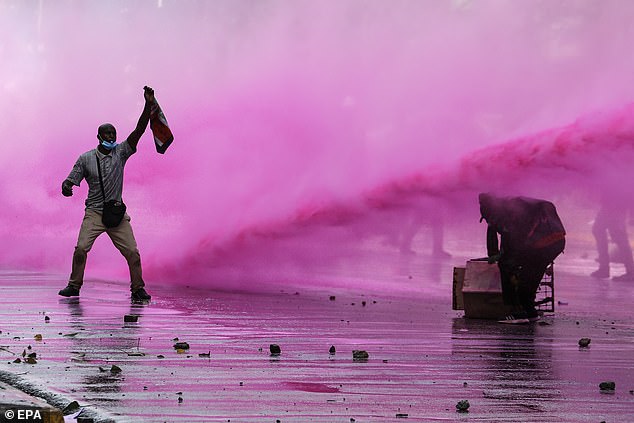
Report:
361,301,366,306
352,350,369,361
199,352,210,358
62,400,80,414
463,382,468,387
110,365,122,374
396,413,409,418
578,338,591,347
157,355,165,359
124,315,139,323
329,296,336,301
44,316,50,323
329,346,336,355
270,344,281,355
599,381,615,391
456,400,470,412
34,334,42,341
13,358,21,364
173,342,190,350
25,357,37,364
178,396,183,403
557,301,568,305
538,321,550,326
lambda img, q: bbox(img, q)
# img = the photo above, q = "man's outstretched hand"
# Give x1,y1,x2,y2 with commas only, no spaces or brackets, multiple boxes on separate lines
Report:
61,180,73,197
144,86,155,103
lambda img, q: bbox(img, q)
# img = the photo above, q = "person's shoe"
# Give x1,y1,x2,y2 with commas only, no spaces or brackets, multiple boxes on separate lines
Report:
590,267,609,279
131,288,151,302
527,314,541,322
58,285,80,297
612,272,634,282
498,314,530,324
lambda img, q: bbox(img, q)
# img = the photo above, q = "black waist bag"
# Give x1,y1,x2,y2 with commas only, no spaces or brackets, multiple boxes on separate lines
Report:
102,200,126,228
96,153,126,228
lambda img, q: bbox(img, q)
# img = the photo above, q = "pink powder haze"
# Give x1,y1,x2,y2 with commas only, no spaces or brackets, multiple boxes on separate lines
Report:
2,1,634,291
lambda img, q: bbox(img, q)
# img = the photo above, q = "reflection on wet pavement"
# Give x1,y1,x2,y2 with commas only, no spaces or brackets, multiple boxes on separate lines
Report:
0,267,633,422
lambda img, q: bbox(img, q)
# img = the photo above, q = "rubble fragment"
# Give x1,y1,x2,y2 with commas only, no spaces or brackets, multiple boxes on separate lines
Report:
63,401,81,414
456,400,470,412
352,350,369,361
329,346,336,355
173,342,190,350
578,338,591,347
270,344,281,355
599,381,615,391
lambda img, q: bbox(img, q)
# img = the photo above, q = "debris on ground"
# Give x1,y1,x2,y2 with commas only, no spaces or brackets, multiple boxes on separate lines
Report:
124,315,139,323
329,345,336,355
173,342,190,350
270,344,281,355
599,381,615,391
199,351,210,357
110,365,122,374
456,399,470,412
62,400,81,414
34,334,42,341
329,296,336,301
352,350,369,361
396,413,409,418
44,316,50,323
578,338,591,347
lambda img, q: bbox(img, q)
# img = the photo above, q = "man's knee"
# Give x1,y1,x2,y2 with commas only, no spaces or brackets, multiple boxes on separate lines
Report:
121,247,141,262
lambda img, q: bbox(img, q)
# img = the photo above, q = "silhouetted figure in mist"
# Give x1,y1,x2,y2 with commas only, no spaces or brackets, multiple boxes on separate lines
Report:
479,193,565,324
397,196,451,258
58,86,155,303
398,210,451,258
591,191,634,281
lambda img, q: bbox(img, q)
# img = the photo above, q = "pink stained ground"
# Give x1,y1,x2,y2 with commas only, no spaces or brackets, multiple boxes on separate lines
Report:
0,253,633,422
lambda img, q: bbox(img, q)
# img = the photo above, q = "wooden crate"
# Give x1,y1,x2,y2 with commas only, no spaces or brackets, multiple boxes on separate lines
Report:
453,259,554,319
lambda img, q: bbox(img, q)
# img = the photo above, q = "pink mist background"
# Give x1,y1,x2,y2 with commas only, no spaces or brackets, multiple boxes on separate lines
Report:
1,1,634,291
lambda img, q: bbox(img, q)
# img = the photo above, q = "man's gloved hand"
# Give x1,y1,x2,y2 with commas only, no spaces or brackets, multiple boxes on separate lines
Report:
487,253,501,264
61,180,73,197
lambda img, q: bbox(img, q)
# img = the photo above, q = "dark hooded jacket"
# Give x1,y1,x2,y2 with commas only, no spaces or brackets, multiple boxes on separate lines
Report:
479,193,566,258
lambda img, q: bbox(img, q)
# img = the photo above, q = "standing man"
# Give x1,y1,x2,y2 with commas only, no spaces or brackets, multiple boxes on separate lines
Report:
479,193,566,324
590,188,634,281
58,86,154,302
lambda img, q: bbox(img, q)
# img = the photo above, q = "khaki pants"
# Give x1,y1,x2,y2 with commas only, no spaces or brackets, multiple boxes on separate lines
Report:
68,209,145,292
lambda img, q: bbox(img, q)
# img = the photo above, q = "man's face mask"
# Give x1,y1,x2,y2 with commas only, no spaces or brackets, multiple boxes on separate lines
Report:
98,135,117,150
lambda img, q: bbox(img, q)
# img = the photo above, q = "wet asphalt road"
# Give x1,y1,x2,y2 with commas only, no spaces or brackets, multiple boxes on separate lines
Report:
0,262,633,422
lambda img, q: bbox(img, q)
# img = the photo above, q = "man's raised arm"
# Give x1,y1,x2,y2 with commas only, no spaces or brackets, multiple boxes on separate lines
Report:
126,86,155,151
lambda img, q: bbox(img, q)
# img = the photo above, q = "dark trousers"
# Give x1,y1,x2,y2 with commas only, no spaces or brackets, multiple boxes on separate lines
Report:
499,240,564,315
